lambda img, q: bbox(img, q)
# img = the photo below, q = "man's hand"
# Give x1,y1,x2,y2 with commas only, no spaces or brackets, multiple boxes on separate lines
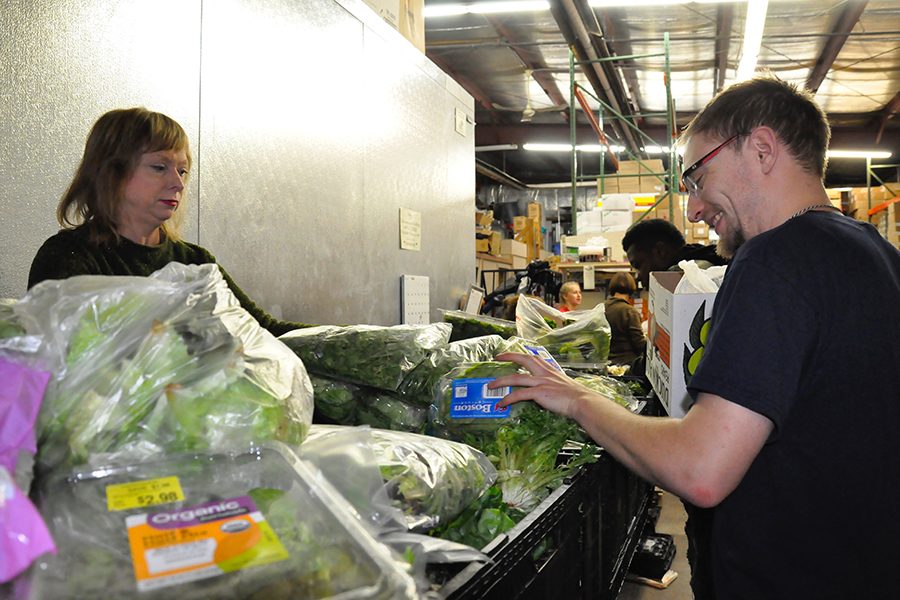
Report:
490,352,609,420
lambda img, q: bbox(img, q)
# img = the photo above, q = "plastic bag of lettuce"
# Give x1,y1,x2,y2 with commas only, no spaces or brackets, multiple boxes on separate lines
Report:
429,361,597,514
19,443,418,600
515,295,611,367
13,263,313,474
279,322,451,393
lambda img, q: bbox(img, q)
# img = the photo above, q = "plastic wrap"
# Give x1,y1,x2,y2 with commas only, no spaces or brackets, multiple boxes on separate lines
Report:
309,374,360,424
428,361,528,443
0,299,25,339
515,295,611,368
18,444,418,600
279,323,452,392
572,374,644,412
366,428,497,532
439,309,517,342
300,425,407,535
356,391,428,434
14,263,313,473
398,335,507,407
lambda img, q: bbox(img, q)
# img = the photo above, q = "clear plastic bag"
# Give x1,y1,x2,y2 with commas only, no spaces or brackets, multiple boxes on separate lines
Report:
515,295,611,368
14,263,313,473
398,334,507,407
571,373,644,413
0,299,25,339
279,323,452,392
439,309,517,342
428,361,528,443
356,391,428,434
17,443,418,600
300,425,408,535
309,374,360,424
303,425,497,533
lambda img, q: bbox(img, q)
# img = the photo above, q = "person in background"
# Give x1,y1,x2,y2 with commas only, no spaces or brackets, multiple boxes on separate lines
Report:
603,272,646,366
491,75,900,600
27,107,312,336
557,280,582,312
622,218,728,290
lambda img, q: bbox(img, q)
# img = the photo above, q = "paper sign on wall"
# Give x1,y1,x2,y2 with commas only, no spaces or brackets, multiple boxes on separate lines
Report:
400,208,421,251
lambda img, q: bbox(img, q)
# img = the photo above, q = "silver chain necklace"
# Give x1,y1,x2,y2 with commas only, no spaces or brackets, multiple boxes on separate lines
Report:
788,203,840,220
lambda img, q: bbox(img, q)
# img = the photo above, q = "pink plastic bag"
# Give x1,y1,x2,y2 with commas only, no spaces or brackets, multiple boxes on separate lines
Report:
0,358,55,583
1,467,56,583
0,359,50,476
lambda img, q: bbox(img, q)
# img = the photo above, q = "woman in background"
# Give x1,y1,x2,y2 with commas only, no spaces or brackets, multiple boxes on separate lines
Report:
557,281,582,312
603,272,646,365
28,107,311,336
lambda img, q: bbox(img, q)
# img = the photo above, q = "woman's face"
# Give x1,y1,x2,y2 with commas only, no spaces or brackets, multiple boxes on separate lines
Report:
563,286,582,308
118,148,189,235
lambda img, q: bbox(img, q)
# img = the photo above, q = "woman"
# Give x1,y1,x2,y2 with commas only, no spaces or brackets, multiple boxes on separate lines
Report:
557,281,582,312
28,107,311,336
603,272,646,365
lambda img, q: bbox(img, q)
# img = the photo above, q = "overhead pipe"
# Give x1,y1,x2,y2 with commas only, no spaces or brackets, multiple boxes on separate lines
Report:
549,0,642,156
805,0,869,93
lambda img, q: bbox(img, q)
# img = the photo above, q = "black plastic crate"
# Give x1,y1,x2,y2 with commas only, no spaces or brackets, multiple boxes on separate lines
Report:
439,461,602,600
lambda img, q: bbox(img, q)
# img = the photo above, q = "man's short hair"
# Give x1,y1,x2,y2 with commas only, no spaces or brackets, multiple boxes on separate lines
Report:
622,219,685,253
679,75,831,179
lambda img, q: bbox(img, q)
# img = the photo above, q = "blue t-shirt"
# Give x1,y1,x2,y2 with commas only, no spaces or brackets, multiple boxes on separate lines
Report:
688,211,900,600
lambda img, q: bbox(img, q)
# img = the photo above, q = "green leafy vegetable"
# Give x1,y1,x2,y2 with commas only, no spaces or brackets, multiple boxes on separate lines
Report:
572,374,640,410
0,298,25,339
280,323,451,392
356,391,428,433
367,428,497,531
429,485,523,550
309,374,359,424
440,310,517,342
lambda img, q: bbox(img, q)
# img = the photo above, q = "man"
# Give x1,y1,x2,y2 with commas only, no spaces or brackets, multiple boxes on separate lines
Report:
622,218,728,290
492,76,900,600
624,223,726,600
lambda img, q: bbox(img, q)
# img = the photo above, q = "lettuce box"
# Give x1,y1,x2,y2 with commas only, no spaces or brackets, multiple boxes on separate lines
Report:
646,271,719,418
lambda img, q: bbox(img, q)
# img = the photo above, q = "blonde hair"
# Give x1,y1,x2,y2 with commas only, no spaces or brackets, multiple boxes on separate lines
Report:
559,281,581,301
58,108,192,245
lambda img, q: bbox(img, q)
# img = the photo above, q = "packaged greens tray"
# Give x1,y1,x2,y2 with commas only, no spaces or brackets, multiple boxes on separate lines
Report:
18,443,418,600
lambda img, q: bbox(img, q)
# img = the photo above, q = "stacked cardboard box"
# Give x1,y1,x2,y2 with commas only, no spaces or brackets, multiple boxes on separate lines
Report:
363,0,424,52
646,194,687,232
870,202,899,246
475,210,501,256
848,185,897,220
598,176,620,195
616,161,642,193
639,159,666,194
500,238,529,269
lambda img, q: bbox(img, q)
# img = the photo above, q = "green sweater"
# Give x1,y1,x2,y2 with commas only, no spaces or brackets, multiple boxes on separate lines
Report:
27,226,312,336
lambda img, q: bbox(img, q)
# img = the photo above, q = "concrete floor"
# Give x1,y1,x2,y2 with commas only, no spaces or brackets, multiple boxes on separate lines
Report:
618,491,695,600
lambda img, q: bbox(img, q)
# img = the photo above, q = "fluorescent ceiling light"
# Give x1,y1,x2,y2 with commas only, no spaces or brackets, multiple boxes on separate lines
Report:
424,1,548,17
523,143,625,153
476,144,519,152
827,150,892,159
642,145,670,154
734,0,769,82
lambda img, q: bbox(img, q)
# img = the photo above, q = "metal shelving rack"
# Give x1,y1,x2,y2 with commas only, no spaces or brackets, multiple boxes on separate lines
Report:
567,32,679,235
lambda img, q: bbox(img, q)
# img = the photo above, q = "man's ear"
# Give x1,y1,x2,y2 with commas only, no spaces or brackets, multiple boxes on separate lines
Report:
746,126,779,175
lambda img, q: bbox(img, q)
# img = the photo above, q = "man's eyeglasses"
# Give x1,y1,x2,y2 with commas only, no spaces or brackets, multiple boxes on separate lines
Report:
681,133,745,195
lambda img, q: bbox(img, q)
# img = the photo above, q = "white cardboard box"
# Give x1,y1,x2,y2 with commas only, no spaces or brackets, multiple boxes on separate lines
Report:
647,271,719,418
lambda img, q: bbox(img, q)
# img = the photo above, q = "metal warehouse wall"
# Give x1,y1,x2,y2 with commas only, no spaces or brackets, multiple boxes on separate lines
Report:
1,0,475,326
